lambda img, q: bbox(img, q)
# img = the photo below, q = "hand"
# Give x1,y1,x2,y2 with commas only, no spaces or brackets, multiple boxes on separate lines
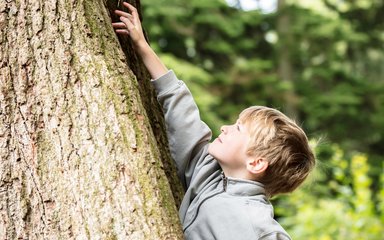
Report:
112,2,146,48
112,1,168,79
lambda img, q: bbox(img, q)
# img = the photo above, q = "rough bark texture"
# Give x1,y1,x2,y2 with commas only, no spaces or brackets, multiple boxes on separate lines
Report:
0,0,183,239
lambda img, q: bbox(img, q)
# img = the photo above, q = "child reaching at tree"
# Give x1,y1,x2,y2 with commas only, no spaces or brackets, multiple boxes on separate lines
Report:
112,2,315,239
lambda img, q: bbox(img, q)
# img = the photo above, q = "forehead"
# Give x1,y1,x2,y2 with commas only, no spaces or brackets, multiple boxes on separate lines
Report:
238,111,256,130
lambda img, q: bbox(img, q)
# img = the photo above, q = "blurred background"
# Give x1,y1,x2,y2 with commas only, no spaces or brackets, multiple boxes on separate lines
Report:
140,0,384,238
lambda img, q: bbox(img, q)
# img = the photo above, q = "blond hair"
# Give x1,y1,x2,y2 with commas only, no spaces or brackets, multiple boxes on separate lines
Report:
239,106,315,197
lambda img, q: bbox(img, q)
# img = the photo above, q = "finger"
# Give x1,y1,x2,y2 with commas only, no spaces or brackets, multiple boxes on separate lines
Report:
123,2,138,17
112,22,126,28
115,29,129,35
123,2,141,26
114,9,132,18
120,16,134,30
123,2,137,12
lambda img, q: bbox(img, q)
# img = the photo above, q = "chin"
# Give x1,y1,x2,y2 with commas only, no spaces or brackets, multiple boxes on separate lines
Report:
208,144,222,163
207,143,218,158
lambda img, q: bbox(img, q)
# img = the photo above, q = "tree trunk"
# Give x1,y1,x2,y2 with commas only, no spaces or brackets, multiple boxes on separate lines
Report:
0,0,183,239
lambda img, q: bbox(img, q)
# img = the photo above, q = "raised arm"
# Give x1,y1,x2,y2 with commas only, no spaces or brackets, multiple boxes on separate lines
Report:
113,2,212,188
152,71,212,188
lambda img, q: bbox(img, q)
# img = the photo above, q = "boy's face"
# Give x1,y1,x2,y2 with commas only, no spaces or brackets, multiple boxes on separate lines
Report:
208,119,252,173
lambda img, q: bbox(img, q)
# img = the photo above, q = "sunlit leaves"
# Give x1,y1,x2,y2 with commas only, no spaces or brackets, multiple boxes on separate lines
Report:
276,146,383,239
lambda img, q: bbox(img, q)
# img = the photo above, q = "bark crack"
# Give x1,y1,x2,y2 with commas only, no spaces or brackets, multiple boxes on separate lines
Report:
9,61,48,236
15,109,48,232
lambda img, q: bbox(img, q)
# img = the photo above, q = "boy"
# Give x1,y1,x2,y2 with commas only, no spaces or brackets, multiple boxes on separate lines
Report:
113,2,315,239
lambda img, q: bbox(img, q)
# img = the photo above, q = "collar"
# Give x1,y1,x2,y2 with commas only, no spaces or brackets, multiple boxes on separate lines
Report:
221,172,266,196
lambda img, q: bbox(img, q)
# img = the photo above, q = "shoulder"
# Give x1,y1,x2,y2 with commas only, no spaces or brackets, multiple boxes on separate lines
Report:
244,199,291,240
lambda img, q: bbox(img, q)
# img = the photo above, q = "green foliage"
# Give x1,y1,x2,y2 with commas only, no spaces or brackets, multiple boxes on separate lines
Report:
275,145,384,239
288,2,384,157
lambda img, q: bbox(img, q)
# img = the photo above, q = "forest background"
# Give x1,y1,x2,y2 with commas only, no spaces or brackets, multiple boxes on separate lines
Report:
139,0,383,239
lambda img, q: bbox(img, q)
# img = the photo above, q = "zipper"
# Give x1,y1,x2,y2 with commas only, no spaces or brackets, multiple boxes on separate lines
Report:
183,189,223,231
221,171,227,192
183,173,227,232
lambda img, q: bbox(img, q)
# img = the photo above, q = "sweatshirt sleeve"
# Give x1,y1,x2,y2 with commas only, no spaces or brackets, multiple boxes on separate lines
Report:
151,70,212,189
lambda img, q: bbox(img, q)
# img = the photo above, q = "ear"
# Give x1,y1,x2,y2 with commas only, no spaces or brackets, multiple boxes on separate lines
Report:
246,157,268,175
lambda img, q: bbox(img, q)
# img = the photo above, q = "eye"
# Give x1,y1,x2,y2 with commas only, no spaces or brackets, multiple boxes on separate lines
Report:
236,124,240,131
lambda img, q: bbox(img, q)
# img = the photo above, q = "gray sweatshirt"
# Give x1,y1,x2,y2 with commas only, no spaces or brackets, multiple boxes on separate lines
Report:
152,70,291,240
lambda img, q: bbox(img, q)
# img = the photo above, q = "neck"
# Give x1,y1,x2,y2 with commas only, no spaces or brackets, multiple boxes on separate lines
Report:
220,164,255,181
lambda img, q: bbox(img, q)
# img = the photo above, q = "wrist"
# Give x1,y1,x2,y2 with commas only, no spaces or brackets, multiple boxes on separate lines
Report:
135,40,150,56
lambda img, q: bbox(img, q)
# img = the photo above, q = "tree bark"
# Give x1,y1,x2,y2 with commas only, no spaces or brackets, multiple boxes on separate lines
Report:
0,0,183,239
